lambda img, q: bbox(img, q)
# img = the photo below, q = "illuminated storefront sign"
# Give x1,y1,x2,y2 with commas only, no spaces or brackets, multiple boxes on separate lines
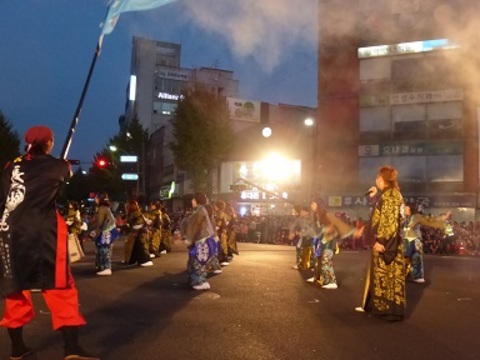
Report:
358,38,459,59
240,190,289,201
157,92,184,101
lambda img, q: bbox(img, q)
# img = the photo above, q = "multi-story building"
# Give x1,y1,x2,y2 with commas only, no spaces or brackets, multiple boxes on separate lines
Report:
318,0,480,220
125,36,240,133
123,36,240,202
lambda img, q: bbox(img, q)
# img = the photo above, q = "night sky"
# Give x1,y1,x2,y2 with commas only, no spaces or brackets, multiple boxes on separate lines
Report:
0,1,317,163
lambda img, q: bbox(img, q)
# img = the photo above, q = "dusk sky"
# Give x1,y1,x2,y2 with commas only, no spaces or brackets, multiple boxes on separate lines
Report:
0,1,318,163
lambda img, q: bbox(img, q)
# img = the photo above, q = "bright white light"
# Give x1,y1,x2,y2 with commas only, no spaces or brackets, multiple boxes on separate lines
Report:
304,118,315,127
262,127,272,138
120,155,138,163
260,153,290,182
240,207,248,216
109,145,118,152
129,75,137,101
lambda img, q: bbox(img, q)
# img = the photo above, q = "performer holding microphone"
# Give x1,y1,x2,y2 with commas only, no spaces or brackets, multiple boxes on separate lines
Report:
356,166,405,321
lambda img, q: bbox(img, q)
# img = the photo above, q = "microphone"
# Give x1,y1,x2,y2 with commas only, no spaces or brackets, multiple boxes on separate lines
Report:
364,189,374,196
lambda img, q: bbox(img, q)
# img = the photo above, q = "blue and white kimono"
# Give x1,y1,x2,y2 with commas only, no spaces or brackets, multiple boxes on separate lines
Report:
181,205,216,286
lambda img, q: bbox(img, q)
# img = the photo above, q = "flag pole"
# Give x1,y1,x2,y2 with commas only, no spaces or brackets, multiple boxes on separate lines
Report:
61,40,102,159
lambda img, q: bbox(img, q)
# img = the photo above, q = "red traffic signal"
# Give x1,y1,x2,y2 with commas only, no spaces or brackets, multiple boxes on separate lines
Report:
95,157,108,168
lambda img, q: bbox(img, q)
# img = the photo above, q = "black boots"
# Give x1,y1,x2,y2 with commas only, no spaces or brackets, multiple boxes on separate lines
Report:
7,327,32,360
61,326,99,360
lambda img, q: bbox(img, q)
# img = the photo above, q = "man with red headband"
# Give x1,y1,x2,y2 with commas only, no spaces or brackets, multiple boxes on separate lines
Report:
0,126,98,359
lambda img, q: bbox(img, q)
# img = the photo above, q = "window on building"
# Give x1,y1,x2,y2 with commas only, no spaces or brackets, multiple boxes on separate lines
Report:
153,101,177,115
359,106,391,132
360,57,392,81
427,155,463,182
391,156,427,183
392,104,426,133
358,157,391,185
391,56,425,80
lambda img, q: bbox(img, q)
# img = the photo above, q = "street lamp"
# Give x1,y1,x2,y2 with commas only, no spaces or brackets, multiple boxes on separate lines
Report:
304,117,315,127
303,117,318,199
262,126,272,138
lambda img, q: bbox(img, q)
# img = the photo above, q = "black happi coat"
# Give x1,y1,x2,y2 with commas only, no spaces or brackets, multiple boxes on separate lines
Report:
0,154,71,295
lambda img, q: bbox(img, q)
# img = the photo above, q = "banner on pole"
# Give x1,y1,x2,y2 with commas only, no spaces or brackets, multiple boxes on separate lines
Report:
101,0,177,35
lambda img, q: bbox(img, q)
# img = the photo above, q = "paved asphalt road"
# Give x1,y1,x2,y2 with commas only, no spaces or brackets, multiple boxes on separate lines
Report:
1,240,479,360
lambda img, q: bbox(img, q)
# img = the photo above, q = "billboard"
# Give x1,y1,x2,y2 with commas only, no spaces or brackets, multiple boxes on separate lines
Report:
227,97,261,122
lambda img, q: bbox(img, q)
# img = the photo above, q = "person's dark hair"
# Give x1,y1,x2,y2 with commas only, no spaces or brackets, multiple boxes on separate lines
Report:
125,200,140,214
25,142,50,156
96,192,110,207
194,192,208,206
150,199,161,209
404,202,418,215
68,200,79,211
311,197,330,226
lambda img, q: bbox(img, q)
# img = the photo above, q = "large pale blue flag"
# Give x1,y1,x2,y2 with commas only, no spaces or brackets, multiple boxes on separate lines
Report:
101,0,177,35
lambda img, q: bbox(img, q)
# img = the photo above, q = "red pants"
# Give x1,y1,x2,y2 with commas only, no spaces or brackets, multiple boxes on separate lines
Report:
0,277,86,330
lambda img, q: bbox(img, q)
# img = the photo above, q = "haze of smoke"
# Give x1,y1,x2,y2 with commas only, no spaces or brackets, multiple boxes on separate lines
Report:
183,0,318,72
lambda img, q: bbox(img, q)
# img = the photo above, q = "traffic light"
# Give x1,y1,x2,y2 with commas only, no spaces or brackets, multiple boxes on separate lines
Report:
95,157,108,168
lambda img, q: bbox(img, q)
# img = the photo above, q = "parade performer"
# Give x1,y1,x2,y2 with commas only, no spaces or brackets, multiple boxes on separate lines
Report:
0,125,98,360
403,204,451,283
66,200,85,252
123,200,153,267
181,193,217,290
92,192,118,276
214,200,230,266
204,203,222,275
159,205,172,254
145,199,163,258
307,198,356,289
289,205,314,270
356,166,405,321
225,202,239,260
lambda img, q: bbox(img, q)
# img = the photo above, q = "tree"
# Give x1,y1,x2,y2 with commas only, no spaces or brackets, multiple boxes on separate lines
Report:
59,167,91,204
170,87,234,194
88,119,149,201
0,111,21,167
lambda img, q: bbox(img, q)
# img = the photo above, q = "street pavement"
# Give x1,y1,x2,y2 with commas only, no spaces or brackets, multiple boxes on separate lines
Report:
1,240,479,360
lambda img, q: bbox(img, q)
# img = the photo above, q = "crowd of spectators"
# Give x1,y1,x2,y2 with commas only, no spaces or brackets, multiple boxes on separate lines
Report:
63,203,480,257
184,212,480,257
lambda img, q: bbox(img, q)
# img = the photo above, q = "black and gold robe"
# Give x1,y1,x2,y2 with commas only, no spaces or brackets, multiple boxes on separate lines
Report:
362,187,405,320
